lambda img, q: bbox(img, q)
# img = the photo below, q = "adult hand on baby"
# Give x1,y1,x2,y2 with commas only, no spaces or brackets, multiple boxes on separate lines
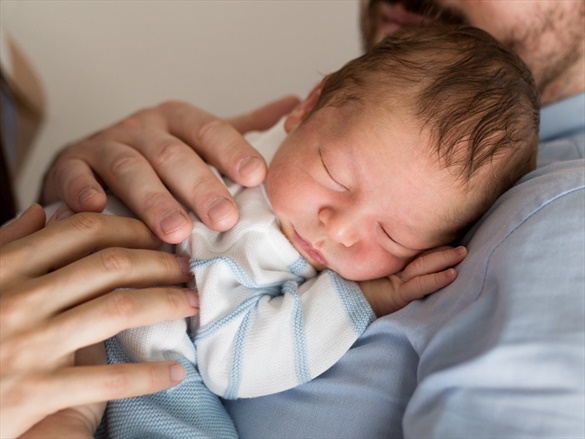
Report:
41,96,301,244
360,246,467,317
0,205,199,438
18,343,107,439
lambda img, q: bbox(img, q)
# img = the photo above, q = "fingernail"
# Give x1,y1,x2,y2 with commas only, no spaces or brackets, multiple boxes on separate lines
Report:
207,197,235,224
238,156,264,180
184,288,199,308
177,257,193,276
456,246,468,256
48,205,75,224
78,187,99,205
160,209,188,235
170,363,186,382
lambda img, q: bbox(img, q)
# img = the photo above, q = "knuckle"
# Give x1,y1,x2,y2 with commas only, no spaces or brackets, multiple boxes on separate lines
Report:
158,99,187,112
149,138,186,168
68,211,106,236
105,290,138,320
45,156,78,199
413,276,425,295
155,251,178,275
3,373,42,409
141,191,172,214
196,118,227,145
109,151,146,177
188,174,219,199
0,331,41,373
0,336,19,368
116,115,143,131
103,366,132,398
0,295,26,330
411,256,426,274
161,287,184,314
98,248,134,274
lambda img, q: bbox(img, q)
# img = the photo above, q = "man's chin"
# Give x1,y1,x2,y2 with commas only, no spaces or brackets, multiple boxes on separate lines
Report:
362,0,467,50
363,1,431,49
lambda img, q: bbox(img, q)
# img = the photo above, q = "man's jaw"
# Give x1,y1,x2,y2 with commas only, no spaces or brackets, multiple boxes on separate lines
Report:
364,0,467,49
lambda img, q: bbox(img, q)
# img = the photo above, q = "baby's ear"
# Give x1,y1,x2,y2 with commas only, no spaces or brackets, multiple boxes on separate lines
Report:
284,78,327,133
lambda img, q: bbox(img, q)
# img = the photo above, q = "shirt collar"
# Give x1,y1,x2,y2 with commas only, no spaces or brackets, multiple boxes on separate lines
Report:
539,92,585,142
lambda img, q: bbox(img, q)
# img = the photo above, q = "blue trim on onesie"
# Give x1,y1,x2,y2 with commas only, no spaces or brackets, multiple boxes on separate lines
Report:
288,256,311,277
328,271,376,335
282,280,311,383
224,310,254,399
196,291,277,340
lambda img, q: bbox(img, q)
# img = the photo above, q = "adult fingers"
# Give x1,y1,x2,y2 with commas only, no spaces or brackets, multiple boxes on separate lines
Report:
228,95,301,133
82,139,197,242
40,98,293,240
53,362,187,411
400,246,467,281
4,362,186,438
2,286,197,372
156,101,268,188
42,154,108,213
50,286,199,355
100,129,240,235
31,248,193,314
0,204,46,247
2,213,161,281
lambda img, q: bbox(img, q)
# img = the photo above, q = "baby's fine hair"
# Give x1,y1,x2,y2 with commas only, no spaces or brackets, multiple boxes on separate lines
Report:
313,25,540,222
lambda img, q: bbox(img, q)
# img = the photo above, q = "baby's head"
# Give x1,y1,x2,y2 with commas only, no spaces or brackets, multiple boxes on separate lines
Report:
266,25,539,281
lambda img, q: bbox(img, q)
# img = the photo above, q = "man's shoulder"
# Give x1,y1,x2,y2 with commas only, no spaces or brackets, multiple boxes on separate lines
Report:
467,155,584,250
404,157,585,437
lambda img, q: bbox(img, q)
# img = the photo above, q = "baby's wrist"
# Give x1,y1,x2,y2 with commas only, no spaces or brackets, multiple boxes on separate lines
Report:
358,278,399,317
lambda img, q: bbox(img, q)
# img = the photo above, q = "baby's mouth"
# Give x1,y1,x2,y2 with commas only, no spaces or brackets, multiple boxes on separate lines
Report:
292,228,328,269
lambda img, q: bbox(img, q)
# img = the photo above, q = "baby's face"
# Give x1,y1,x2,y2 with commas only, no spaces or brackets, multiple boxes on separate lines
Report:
266,105,466,281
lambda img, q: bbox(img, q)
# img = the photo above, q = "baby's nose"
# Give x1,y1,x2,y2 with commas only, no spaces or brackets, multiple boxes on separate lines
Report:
318,207,359,248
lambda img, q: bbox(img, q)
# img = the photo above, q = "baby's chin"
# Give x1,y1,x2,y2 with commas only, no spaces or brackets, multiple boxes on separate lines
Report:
306,259,327,272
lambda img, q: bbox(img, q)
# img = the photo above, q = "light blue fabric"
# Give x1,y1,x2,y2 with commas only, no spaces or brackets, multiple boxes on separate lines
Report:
225,94,585,438
540,92,585,142
98,337,238,439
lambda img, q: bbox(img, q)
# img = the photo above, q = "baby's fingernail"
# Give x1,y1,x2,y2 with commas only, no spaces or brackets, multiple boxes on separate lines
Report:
160,209,188,235
456,246,468,256
207,197,236,225
238,156,264,180
170,363,186,383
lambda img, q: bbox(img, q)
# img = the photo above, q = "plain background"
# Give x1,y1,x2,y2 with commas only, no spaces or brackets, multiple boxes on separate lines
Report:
1,0,361,209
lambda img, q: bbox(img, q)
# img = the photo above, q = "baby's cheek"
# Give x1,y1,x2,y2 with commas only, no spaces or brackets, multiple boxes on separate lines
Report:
343,251,409,281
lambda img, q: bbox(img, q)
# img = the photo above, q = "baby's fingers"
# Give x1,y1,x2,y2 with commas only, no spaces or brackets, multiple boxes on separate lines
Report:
399,268,458,303
401,246,467,281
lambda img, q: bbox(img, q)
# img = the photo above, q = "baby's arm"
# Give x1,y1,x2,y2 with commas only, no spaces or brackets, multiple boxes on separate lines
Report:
359,246,467,317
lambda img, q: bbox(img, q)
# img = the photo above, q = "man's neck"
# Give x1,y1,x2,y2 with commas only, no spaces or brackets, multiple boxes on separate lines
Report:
540,54,585,106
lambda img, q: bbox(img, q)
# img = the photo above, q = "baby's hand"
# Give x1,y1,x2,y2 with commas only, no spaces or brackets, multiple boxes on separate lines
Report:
359,246,467,317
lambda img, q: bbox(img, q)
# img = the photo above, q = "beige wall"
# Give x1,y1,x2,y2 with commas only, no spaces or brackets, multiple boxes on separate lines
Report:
1,0,361,208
